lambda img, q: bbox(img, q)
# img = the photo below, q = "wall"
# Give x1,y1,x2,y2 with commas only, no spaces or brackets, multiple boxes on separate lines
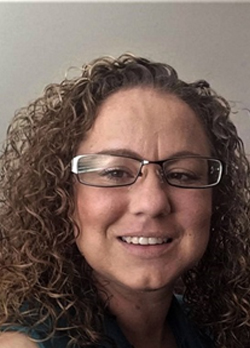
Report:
0,2,249,154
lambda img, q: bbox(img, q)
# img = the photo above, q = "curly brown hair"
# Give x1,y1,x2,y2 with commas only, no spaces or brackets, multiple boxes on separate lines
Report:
0,53,249,347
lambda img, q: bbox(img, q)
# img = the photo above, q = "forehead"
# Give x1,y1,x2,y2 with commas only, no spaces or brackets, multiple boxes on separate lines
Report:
78,87,211,158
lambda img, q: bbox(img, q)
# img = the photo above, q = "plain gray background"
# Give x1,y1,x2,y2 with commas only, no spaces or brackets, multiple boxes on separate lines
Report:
0,2,249,154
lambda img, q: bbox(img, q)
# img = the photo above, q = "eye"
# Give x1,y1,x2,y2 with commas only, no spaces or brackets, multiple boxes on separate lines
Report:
99,167,135,184
103,169,131,178
166,170,201,184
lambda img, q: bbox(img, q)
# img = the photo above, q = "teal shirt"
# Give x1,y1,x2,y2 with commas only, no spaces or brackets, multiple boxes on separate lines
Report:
2,296,214,348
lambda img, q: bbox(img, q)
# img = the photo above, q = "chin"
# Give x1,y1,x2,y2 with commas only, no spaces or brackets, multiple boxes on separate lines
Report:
118,276,176,293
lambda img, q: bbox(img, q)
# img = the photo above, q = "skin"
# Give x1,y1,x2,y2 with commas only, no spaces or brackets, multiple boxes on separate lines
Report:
0,332,39,348
73,87,213,348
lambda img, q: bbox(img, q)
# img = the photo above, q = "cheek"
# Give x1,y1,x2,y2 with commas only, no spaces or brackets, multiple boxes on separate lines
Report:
178,189,212,220
174,190,212,241
187,192,212,249
73,185,126,239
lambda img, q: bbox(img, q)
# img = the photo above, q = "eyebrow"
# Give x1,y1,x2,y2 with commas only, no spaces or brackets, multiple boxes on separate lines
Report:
96,148,209,160
97,149,143,159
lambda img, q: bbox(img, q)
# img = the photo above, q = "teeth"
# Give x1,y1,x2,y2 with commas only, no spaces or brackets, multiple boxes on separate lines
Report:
121,236,169,245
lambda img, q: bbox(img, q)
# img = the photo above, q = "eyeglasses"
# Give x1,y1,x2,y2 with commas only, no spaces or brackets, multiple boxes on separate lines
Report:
71,154,223,189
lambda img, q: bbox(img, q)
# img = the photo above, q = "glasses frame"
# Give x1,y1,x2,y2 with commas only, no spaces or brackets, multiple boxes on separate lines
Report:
71,154,224,189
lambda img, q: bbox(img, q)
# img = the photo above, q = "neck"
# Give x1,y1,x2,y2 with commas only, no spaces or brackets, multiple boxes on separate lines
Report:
99,280,176,348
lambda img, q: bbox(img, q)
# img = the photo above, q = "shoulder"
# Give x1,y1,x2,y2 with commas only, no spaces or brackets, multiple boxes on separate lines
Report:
0,332,40,348
0,328,70,348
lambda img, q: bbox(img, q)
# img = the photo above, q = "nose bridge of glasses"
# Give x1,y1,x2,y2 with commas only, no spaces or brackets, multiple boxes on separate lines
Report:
139,159,165,180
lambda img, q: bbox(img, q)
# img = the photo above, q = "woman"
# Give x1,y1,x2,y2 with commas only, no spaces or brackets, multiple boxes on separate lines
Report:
0,54,249,348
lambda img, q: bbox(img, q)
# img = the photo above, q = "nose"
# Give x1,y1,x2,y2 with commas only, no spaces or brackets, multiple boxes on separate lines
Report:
128,166,172,218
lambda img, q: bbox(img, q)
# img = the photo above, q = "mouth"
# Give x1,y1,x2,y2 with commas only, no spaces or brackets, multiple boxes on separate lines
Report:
119,236,173,245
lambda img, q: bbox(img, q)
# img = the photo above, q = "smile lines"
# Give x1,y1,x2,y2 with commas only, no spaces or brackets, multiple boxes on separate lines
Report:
120,236,172,245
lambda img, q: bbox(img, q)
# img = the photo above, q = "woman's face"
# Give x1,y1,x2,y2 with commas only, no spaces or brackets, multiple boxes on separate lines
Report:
73,88,212,293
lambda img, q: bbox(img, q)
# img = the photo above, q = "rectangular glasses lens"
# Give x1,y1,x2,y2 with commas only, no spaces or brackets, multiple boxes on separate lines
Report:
165,158,221,187
77,155,139,186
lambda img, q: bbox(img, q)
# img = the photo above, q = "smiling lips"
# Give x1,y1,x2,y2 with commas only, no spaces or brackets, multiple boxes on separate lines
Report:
120,236,173,245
